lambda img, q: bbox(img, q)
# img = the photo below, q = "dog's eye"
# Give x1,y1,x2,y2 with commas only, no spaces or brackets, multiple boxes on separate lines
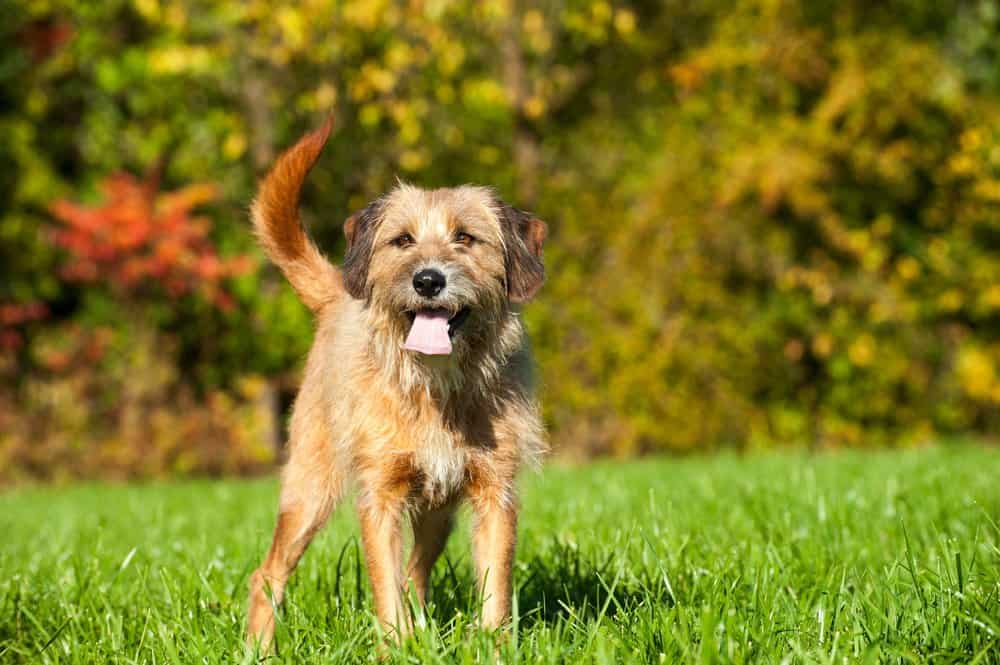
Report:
391,233,414,248
454,231,476,246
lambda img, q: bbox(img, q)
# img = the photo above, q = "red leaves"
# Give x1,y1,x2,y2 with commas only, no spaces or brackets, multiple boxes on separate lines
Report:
17,19,73,64
50,172,251,310
0,302,48,351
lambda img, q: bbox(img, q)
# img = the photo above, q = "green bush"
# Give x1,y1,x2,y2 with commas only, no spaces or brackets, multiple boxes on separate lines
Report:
2,0,999,479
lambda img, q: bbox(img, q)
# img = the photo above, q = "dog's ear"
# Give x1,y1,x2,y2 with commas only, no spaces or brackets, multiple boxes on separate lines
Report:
496,201,547,303
342,199,384,300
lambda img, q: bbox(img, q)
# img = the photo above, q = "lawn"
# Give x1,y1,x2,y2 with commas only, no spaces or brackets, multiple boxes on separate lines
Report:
1,446,998,663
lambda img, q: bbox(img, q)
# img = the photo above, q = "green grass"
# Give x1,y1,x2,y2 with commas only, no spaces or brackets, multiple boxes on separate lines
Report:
2,447,999,663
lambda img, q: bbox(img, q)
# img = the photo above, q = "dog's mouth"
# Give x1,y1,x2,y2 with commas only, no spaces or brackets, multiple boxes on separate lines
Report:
403,307,471,355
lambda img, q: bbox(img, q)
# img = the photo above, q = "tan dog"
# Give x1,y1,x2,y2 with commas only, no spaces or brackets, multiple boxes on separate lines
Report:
246,118,547,650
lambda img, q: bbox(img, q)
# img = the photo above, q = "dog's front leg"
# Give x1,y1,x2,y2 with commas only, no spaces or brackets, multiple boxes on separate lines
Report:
470,489,518,629
358,495,408,639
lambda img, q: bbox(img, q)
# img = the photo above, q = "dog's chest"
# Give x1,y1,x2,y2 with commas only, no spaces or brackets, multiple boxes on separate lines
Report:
412,428,469,504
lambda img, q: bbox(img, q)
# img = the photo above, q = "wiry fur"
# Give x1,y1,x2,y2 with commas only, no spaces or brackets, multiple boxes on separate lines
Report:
246,119,548,652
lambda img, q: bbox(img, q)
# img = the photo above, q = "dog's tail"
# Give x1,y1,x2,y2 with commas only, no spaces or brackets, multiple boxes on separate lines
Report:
251,116,343,313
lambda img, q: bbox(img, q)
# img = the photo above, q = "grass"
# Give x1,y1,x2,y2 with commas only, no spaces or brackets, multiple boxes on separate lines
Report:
1,446,999,663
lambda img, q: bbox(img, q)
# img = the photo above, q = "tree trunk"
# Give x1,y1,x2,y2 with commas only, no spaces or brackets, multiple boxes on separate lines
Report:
501,2,540,207
238,39,285,458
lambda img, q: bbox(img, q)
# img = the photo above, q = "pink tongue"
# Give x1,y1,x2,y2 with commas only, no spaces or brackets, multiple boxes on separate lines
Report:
404,311,452,355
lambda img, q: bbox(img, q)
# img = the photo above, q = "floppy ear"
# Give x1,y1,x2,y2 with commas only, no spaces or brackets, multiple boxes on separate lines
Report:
496,202,547,303
342,198,384,300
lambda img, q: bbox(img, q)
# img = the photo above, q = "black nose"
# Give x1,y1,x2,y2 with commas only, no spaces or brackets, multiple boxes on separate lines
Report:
413,268,446,298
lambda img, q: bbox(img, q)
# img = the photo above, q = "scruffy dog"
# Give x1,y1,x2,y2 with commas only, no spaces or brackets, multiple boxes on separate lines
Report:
246,118,547,649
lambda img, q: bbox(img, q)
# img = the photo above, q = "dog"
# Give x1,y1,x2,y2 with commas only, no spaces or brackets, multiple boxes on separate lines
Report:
246,117,547,650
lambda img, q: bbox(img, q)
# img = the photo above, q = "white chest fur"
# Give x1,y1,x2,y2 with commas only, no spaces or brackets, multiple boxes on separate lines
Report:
413,429,469,504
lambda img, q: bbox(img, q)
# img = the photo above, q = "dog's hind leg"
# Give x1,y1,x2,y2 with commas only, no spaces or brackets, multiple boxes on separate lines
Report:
247,487,338,651
247,421,342,651
404,504,457,607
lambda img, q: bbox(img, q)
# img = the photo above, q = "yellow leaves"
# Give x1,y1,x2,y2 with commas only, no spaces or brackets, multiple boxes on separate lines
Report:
387,100,429,145
591,1,612,23
133,0,160,21
343,0,386,30
438,41,466,75
477,146,501,165
277,7,307,51
957,347,1000,403
669,63,703,93
937,289,963,312
164,2,188,29
314,81,337,110
523,96,547,119
875,139,915,184
399,149,428,172
946,126,1000,203
386,42,414,71
871,214,894,237
435,83,455,104
158,182,219,212
350,62,397,102
528,29,553,54
811,281,834,306
777,269,798,292
636,69,658,93
367,65,397,94
522,9,545,32
868,301,891,324
23,0,1000,459
777,267,834,305
814,63,865,126
972,178,1000,202
816,216,870,262
861,232,889,270
398,119,422,145
443,126,464,147
979,284,1000,311
462,78,509,110
149,45,213,74
948,153,979,177
614,9,636,36
521,9,553,52
927,238,951,273
848,334,875,367
563,1,614,43
846,229,870,257
896,256,920,281
222,132,247,160
26,89,47,116
961,127,985,151
719,136,830,217
359,104,382,127
235,374,268,401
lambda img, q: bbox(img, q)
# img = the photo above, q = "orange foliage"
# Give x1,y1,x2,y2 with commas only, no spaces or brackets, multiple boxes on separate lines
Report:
50,173,251,310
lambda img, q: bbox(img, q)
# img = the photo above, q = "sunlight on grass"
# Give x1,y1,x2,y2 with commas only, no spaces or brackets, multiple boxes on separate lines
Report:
1,446,998,662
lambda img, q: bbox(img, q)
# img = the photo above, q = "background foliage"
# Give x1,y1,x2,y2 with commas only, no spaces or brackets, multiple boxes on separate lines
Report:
2,0,999,480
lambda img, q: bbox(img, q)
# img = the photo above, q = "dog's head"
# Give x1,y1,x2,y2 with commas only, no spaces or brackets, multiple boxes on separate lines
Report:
342,184,546,356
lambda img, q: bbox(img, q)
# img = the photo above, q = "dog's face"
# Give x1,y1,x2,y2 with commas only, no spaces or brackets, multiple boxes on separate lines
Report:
342,184,546,355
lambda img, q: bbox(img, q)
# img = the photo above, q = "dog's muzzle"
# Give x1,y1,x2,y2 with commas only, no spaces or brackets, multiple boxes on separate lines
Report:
412,268,446,298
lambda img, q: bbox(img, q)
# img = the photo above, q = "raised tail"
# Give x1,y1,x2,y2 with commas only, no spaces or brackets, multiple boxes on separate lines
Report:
251,116,343,313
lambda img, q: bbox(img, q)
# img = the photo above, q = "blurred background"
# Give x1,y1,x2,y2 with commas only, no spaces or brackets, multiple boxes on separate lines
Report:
2,0,998,483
